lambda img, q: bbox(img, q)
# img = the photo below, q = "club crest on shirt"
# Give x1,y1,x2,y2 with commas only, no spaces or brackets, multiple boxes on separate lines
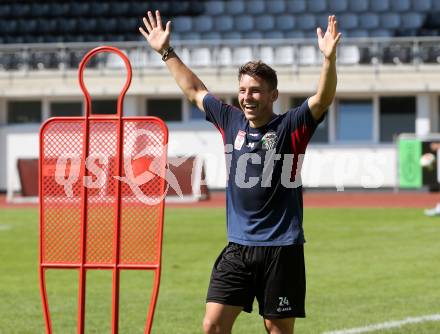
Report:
234,130,246,150
261,131,277,150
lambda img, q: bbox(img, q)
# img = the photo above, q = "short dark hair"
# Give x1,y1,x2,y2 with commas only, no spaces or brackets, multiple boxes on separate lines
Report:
238,61,278,91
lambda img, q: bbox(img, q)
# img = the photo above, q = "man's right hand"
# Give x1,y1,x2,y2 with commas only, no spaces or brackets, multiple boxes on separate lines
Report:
139,10,171,54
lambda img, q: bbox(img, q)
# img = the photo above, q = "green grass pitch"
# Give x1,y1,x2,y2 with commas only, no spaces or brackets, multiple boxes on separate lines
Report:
0,206,439,333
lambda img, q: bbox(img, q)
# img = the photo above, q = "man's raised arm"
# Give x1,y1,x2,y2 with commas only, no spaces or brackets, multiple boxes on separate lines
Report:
139,10,208,112
308,15,342,121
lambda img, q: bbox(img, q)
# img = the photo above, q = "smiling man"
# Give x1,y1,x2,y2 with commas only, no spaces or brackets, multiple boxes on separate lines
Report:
140,10,341,334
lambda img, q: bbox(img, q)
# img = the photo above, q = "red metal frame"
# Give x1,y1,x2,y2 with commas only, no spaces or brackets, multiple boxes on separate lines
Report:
39,46,168,334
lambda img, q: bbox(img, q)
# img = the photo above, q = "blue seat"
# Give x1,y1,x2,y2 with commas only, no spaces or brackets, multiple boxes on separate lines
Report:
11,4,30,18
193,16,213,33
370,0,390,12
90,2,110,16
401,13,425,29
258,15,275,31
338,13,358,30
349,0,368,12
266,1,285,14
263,31,284,39
286,0,306,13
201,31,222,40
110,2,130,15
205,1,224,15
181,32,201,41
380,13,401,29
69,3,90,17
243,31,263,39
412,0,432,11
347,29,369,38
234,15,254,32
50,3,69,17
37,19,58,33
222,31,242,40
370,29,393,37
245,0,265,15
307,0,327,12
296,14,316,30
17,19,37,34
275,14,295,31
173,17,192,33
316,14,330,30
360,13,380,29
328,0,349,12
0,5,11,18
390,0,410,12
30,3,50,17
214,16,234,32
225,1,245,15
284,30,305,39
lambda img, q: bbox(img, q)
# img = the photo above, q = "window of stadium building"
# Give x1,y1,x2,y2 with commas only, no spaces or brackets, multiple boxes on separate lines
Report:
91,100,117,115
337,99,373,142
379,97,416,143
50,102,82,117
147,99,182,122
7,101,42,124
291,97,328,143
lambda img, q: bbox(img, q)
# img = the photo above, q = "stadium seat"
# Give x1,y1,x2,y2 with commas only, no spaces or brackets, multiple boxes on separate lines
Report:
217,47,232,66
286,0,306,13
17,19,37,35
390,0,411,12
401,13,426,29
296,14,317,30
382,45,412,64
205,1,225,15
222,31,242,40
30,3,50,17
273,46,295,65
181,32,201,41
298,45,318,65
201,31,222,40
37,19,58,34
347,29,369,38
338,13,359,30
257,15,275,31
0,4,11,18
349,0,368,12
370,0,390,12
243,31,263,39
129,49,148,68
245,0,265,15
11,4,30,18
231,46,254,65
263,31,284,39
50,3,70,17
307,0,327,13
370,29,393,37
68,3,90,17
173,17,192,33
275,14,295,31
225,1,245,15
380,13,401,29
110,2,130,16
234,15,254,32
266,1,285,14
360,14,380,29
316,14,331,30
89,2,110,16
284,30,305,39
328,0,349,12
411,0,432,11
214,16,234,32
189,48,211,67
193,16,213,33
259,46,274,64
338,45,361,65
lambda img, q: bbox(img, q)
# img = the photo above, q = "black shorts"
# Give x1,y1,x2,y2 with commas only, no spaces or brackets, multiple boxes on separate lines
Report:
206,242,306,319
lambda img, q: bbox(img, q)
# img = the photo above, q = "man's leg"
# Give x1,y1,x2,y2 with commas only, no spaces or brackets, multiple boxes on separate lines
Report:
263,317,295,334
203,302,243,334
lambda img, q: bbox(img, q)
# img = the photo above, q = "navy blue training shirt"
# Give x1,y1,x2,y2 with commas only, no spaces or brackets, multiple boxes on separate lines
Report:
204,93,320,246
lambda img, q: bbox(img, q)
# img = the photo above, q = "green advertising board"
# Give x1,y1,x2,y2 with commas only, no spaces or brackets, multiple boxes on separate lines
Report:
399,139,422,188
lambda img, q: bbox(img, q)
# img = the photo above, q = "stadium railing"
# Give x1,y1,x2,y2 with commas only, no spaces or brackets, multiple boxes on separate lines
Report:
1,36,440,73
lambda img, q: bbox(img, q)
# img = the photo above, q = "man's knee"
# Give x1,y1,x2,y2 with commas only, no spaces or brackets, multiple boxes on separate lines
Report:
203,317,229,334
264,317,295,334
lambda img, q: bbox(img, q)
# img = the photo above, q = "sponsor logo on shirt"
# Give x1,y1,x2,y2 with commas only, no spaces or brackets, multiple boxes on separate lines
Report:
261,131,277,150
234,130,246,150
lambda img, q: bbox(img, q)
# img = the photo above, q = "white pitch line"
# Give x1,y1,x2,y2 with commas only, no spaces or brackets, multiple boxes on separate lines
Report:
322,314,440,334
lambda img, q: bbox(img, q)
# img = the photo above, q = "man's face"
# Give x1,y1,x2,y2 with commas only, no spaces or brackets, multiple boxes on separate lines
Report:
238,74,278,125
